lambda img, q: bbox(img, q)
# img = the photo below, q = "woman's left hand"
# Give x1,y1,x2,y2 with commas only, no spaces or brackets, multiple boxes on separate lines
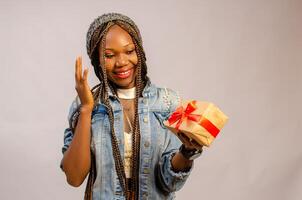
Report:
177,132,203,150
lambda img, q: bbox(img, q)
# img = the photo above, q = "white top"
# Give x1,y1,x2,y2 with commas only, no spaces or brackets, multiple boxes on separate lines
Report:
116,87,136,99
116,87,135,178
123,132,133,178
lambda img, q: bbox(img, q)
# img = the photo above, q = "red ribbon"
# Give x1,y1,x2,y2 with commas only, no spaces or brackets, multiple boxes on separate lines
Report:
167,101,220,138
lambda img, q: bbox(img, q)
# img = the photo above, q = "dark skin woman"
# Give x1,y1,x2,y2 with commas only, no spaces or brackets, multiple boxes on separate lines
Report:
61,13,203,200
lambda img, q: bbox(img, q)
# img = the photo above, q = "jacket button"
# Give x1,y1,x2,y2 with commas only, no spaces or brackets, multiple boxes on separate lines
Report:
143,99,148,104
143,117,148,123
142,192,148,200
143,168,149,174
144,141,150,148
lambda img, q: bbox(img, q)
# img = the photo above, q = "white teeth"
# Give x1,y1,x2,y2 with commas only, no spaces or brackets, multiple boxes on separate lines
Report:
117,70,130,75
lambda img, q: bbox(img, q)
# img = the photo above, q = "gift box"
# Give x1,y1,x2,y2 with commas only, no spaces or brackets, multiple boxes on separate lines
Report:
163,100,228,147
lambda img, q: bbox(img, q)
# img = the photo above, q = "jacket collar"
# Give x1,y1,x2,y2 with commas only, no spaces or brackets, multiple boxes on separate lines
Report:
107,79,156,99
93,79,157,113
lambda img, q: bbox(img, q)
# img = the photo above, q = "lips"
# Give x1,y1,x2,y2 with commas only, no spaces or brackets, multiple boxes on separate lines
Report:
113,68,133,79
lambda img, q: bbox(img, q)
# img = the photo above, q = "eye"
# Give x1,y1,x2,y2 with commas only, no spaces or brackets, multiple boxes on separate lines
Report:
126,50,135,55
105,54,114,58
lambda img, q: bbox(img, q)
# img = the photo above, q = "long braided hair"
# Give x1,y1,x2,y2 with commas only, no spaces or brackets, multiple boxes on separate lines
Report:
79,13,149,200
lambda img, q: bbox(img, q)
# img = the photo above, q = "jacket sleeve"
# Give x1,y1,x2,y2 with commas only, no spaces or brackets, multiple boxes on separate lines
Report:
155,88,194,193
60,97,81,169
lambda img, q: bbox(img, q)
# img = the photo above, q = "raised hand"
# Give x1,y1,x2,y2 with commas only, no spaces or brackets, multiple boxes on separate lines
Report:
75,56,94,112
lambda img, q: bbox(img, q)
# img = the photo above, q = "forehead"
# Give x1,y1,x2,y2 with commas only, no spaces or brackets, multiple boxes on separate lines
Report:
105,25,134,48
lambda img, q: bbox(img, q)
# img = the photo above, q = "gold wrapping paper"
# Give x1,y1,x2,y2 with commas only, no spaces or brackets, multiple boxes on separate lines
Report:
163,100,228,147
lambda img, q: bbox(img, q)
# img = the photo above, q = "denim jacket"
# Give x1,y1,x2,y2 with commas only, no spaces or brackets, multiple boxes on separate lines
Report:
61,81,193,200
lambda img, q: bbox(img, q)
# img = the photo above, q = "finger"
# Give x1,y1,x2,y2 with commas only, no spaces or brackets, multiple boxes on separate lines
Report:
177,132,186,144
79,56,83,78
180,132,191,142
177,132,192,147
180,132,198,149
190,139,203,150
75,57,80,82
82,67,89,81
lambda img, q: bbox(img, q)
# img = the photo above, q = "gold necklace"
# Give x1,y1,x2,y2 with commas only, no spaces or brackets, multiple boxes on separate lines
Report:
124,112,133,134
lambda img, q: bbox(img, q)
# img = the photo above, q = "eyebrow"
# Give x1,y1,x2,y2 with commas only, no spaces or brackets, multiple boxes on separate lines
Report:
105,43,135,50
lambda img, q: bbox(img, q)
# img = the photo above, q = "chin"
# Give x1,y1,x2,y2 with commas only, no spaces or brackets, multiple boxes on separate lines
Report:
113,79,135,89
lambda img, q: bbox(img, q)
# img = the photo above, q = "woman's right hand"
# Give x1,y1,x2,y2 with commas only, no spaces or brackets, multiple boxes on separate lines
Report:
75,56,94,112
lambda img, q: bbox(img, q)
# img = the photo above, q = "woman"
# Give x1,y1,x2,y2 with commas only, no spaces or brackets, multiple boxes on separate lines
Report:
61,13,203,200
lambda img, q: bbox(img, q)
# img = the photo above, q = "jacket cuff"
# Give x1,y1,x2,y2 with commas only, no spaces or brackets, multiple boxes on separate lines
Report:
157,150,193,193
166,150,194,179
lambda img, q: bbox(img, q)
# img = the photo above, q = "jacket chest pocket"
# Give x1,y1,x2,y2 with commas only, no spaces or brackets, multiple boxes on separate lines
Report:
152,111,170,152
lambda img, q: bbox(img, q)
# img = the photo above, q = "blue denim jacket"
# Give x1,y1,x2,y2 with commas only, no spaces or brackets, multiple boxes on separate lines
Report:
61,81,193,199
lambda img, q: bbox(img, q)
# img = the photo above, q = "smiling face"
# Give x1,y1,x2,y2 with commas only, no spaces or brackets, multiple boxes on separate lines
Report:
99,25,138,89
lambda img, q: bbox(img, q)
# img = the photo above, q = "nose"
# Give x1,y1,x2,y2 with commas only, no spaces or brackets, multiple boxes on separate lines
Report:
116,54,128,67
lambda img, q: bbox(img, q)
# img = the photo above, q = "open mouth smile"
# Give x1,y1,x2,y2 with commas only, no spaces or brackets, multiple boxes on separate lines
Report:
113,68,133,79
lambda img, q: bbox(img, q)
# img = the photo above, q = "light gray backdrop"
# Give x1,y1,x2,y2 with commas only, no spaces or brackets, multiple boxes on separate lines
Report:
0,0,301,199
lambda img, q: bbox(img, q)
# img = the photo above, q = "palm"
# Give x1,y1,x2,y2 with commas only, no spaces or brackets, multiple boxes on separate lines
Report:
75,56,94,110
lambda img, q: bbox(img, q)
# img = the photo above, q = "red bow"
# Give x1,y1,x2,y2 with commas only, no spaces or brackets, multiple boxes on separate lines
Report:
167,101,220,138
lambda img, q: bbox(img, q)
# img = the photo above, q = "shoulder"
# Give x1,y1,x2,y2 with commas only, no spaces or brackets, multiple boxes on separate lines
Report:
65,96,81,129
148,83,181,114
67,96,81,119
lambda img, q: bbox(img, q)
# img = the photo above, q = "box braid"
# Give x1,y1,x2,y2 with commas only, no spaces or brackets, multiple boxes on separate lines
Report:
69,13,150,200
114,20,145,199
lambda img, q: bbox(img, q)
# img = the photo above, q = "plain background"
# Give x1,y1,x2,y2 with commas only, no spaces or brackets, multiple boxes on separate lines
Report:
0,0,301,199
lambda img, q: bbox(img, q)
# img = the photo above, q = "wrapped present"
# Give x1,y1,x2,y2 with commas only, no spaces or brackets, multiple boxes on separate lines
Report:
163,100,228,147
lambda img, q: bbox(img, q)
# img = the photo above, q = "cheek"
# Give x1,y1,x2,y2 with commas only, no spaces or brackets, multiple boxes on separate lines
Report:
104,59,115,72
130,53,138,65
105,63,114,81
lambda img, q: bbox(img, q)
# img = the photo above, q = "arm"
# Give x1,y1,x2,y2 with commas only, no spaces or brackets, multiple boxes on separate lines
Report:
156,131,193,193
61,106,92,187
155,88,203,193
171,132,203,172
171,151,193,172
61,56,95,187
